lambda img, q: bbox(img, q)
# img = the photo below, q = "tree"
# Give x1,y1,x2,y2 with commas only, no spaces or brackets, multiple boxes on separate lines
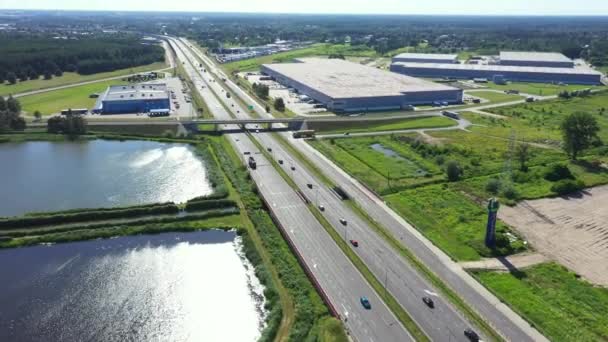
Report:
265,105,270,113
47,111,87,136
33,110,42,122
560,112,601,160
445,160,463,182
44,71,53,80
7,72,17,85
274,97,286,112
515,143,532,171
6,96,21,114
0,97,6,111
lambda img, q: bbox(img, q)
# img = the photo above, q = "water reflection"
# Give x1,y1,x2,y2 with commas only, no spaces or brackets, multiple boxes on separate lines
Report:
0,231,265,342
0,140,213,217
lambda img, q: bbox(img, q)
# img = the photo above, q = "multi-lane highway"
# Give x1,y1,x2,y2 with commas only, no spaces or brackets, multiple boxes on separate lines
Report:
173,37,499,341
180,37,549,342
168,37,414,342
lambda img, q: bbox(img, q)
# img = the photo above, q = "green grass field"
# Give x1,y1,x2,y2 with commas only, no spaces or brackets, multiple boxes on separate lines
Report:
474,263,608,342
311,116,456,134
483,81,602,96
0,62,166,97
222,43,377,73
385,184,525,261
492,90,608,142
466,90,524,103
19,79,121,115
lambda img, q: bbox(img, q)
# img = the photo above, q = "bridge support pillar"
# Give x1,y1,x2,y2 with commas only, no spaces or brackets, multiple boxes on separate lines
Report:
214,123,219,131
267,122,273,130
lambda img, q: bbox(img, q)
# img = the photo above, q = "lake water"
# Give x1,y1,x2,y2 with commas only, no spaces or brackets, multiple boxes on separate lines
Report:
0,140,213,217
370,143,428,177
0,231,266,342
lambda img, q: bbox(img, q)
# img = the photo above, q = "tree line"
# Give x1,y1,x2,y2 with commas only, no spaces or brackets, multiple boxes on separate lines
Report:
0,34,165,84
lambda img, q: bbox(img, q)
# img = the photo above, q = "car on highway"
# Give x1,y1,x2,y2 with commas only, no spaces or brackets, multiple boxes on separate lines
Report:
267,147,272,152
422,296,434,308
360,296,371,310
464,328,480,342
318,204,325,211
244,151,251,155
339,218,347,225
291,166,296,171
278,159,283,165
307,183,313,189
350,240,359,247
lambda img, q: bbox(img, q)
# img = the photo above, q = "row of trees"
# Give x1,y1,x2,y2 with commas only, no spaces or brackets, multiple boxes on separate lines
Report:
252,82,269,100
47,112,87,137
0,34,165,84
0,96,25,131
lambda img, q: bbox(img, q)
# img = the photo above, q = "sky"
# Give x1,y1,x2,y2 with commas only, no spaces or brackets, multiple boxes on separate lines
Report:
1,0,608,16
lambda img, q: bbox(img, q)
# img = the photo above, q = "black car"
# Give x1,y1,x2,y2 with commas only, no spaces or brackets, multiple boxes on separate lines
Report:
278,160,284,165
422,296,434,308
291,166,296,171
464,328,479,342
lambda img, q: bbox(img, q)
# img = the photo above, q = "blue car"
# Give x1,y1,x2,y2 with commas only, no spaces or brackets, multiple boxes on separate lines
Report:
360,296,371,309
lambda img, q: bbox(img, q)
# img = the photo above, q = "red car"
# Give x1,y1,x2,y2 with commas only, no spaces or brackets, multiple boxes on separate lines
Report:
350,240,359,247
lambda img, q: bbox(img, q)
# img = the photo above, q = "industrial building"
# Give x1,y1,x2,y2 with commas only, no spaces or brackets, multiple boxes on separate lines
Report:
92,83,170,114
390,62,603,85
392,53,458,64
499,51,574,68
261,58,463,113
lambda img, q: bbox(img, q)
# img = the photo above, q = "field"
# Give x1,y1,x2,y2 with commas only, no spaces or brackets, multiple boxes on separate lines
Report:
492,90,608,142
18,79,121,115
465,90,524,103
483,81,602,96
222,43,377,74
1,62,166,97
310,116,456,134
473,263,608,342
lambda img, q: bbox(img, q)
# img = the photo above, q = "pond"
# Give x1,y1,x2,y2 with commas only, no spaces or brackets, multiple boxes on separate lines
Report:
0,230,266,341
370,143,428,177
0,140,213,217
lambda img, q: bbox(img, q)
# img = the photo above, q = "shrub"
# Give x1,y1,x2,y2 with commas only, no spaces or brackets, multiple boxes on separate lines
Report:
551,179,585,195
485,178,501,194
445,160,463,182
501,183,519,200
544,163,574,181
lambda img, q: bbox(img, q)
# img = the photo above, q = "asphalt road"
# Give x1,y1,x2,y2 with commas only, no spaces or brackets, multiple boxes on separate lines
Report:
181,37,548,342
178,38,495,342
169,37,414,342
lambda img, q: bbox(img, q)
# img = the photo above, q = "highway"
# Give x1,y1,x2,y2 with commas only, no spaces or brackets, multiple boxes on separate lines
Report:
167,37,414,342
176,38,497,341
181,37,549,342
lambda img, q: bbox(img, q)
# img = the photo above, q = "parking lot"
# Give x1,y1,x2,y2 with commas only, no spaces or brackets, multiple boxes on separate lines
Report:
240,72,333,116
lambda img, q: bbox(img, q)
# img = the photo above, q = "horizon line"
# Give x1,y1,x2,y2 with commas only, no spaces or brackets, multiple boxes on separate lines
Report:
2,8,608,17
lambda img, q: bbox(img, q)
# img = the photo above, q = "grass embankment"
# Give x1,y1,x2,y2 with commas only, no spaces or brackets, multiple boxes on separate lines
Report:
18,79,120,115
310,116,456,134
212,136,347,342
175,61,212,119
0,62,167,97
221,43,377,74
482,81,602,96
466,90,524,103
473,263,608,342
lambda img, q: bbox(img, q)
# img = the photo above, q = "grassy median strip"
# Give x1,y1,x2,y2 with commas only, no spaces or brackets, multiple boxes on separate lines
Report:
248,133,429,341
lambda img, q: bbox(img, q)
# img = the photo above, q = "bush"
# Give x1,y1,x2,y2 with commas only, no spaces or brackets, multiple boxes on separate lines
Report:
551,179,585,195
485,178,501,194
445,160,463,182
544,164,574,181
184,199,237,211
501,183,519,200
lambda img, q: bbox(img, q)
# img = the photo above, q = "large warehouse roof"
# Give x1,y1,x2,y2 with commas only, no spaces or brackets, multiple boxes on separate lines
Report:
500,51,573,64
392,62,602,75
393,53,458,61
105,83,169,101
262,58,458,99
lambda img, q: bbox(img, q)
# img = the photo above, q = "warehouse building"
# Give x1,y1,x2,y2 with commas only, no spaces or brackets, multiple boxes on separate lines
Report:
261,58,463,113
499,51,574,68
92,83,170,114
390,62,603,85
392,53,458,64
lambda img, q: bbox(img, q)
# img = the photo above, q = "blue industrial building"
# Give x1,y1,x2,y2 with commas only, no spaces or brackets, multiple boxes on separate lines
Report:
92,83,170,114
261,58,463,113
